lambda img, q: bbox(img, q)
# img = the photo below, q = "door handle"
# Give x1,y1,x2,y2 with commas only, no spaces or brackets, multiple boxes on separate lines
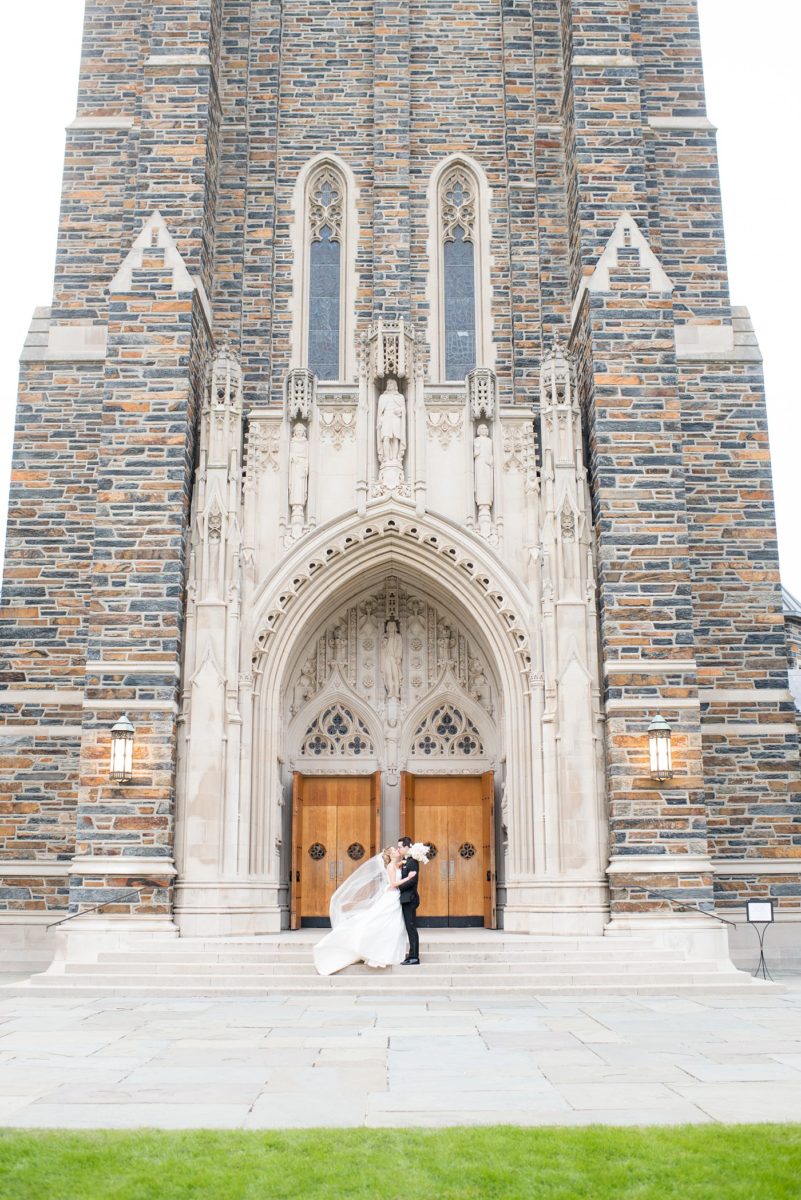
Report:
441,861,447,882
329,862,335,882
449,860,455,881
338,860,344,878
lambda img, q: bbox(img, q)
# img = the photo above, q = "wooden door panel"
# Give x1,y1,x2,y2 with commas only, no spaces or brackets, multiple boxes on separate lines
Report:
448,802,484,922
301,802,338,918
415,805,449,919
336,803,374,888
407,774,491,926
294,775,378,925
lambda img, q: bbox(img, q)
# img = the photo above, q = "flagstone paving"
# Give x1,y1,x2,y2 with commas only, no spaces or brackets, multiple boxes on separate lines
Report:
0,978,800,1128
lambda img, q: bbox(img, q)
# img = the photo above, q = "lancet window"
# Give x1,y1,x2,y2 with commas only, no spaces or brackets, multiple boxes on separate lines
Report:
306,163,345,381
440,166,478,382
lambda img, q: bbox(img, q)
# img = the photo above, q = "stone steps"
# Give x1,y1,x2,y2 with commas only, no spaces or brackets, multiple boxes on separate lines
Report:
1,979,772,999
2,930,777,999
69,958,725,977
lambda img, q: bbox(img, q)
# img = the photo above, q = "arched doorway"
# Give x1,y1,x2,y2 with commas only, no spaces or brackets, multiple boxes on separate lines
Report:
284,575,500,926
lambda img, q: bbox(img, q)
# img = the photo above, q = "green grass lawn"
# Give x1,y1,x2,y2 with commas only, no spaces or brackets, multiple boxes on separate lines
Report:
1,1126,800,1200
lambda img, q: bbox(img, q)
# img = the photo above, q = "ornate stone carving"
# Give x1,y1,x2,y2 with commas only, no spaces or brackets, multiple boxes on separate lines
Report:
300,703,374,758
426,409,463,447
503,423,535,475
244,421,280,487
285,368,315,421
441,167,476,243
319,408,356,447
255,513,532,678
376,378,407,478
466,367,496,419
364,317,416,382
308,164,343,243
285,578,495,718
412,705,484,758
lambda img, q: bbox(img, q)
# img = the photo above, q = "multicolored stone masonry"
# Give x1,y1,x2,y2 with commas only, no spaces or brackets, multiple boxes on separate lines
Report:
1,1,798,941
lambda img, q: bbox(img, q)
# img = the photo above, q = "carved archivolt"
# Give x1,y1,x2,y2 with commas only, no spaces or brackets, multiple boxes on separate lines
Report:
252,513,532,678
412,705,484,758
300,703,374,758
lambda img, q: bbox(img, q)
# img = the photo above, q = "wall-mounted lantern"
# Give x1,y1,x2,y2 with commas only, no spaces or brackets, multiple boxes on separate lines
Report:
648,713,673,781
109,713,135,783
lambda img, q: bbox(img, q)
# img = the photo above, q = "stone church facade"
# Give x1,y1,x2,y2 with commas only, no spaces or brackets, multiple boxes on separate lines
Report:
2,1,800,965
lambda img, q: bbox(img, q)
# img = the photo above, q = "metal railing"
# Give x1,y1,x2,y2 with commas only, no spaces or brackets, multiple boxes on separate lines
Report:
622,883,737,927
47,879,166,931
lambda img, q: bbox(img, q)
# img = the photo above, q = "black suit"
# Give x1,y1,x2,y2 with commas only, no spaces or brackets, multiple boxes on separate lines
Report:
398,856,420,960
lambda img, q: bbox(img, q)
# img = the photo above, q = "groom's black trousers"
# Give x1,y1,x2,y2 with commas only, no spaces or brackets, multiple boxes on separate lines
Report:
402,900,419,960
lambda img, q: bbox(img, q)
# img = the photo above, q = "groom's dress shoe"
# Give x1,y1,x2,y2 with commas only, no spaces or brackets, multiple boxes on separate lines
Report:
401,957,420,966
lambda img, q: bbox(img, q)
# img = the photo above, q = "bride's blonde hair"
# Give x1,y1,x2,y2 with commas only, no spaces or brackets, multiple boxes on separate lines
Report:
381,846,395,866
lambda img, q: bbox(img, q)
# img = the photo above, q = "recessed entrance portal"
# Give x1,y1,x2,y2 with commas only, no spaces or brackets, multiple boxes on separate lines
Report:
291,772,381,928
401,772,495,927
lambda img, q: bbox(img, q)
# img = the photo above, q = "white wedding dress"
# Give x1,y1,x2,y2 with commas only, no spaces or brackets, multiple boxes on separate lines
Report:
313,854,408,976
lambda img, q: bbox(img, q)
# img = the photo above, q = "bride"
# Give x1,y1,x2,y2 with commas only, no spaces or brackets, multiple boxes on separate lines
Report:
313,846,415,976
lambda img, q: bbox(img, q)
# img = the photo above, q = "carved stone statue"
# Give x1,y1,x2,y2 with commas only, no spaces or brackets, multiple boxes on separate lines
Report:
288,423,309,536
293,656,316,712
376,377,406,489
469,656,492,714
381,618,403,700
474,423,494,532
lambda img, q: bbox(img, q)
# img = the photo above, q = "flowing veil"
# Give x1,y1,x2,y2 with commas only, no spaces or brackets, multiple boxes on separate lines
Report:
329,853,388,929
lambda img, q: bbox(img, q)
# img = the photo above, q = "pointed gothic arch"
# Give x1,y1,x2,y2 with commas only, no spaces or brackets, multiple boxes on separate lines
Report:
290,153,360,382
243,503,536,887
426,155,495,383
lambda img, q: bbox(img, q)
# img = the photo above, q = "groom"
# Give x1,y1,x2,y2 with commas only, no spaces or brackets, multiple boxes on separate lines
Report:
397,836,421,966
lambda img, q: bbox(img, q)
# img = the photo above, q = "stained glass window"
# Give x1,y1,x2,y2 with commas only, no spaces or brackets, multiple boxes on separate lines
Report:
308,227,341,380
444,226,476,381
440,167,478,382
307,166,344,381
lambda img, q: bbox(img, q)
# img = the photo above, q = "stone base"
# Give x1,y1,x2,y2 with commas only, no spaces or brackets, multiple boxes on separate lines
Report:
604,913,737,966
0,915,61,974
41,914,178,972
174,880,285,937
502,879,609,936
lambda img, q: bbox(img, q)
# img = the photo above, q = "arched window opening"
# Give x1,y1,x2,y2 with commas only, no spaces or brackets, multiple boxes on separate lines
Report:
441,167,478,381
307,164,344,381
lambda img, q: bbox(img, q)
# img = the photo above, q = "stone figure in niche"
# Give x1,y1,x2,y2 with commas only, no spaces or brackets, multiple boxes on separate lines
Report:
376,377,406,489
381,618,403,700
469,656,492,714
293,656,316,712
288,423,309,537
474,423,494,537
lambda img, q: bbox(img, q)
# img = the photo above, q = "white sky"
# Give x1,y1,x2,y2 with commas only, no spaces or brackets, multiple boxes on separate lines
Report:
0,1,799,596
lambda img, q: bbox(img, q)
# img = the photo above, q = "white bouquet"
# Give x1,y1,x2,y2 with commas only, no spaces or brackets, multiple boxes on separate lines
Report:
409,842,431,865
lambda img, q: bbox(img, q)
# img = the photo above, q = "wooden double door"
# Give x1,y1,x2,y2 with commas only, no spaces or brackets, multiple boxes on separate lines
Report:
291,773,381,928
401,772,495,928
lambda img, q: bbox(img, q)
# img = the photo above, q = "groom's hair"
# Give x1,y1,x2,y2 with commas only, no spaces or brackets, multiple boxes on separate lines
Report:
398,836,413,848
